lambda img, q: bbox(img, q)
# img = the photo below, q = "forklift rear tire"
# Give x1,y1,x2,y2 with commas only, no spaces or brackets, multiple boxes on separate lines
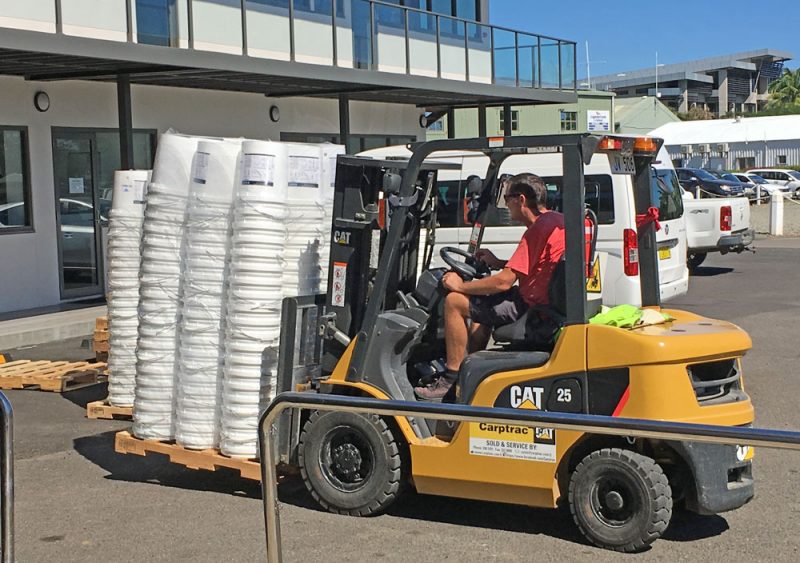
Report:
298,411,404,517
568,448,672,552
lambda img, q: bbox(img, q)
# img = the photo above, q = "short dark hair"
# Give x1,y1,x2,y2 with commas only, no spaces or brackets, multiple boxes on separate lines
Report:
507,173,547,210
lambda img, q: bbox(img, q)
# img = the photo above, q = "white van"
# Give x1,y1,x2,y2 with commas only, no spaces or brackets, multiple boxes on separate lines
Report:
359,139,688,306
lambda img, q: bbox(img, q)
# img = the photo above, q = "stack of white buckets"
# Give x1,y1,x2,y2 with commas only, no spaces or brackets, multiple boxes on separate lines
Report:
106,170,151,407
174,139,241,451
220,141,287,457
133,133,199,440
118,132,340,459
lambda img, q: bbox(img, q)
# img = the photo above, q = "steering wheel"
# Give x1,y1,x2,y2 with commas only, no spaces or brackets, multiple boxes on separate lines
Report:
439,247,490,281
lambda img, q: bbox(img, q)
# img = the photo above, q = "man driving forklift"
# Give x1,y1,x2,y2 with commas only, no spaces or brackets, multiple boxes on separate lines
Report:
415,173,565,400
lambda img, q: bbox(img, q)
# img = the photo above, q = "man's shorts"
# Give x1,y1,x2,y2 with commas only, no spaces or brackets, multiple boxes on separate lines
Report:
469,286,528,327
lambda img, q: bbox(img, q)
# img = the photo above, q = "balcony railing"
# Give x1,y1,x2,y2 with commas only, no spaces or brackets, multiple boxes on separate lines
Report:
0,0,576,91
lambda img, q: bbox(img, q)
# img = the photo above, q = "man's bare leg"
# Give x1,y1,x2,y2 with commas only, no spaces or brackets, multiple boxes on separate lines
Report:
444,291,470,372
469,323,491,353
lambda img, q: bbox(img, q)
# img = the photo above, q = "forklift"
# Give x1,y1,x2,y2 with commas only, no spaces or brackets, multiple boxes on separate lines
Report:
276,134,755,552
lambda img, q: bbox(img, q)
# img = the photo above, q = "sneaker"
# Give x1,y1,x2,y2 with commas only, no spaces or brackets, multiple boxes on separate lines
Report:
415,374,456,401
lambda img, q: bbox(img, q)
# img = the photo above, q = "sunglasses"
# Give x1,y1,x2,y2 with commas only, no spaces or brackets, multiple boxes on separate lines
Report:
503,193,521,203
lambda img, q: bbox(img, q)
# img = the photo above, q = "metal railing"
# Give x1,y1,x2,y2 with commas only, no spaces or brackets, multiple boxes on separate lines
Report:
258,392,800,563
0,392,13,563
43,0,576,91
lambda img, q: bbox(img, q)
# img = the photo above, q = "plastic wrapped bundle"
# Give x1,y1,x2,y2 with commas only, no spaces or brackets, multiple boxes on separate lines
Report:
106,170,151,407
174,139,242,450
282,143,325,298
133,132,199,441
220,140,288,458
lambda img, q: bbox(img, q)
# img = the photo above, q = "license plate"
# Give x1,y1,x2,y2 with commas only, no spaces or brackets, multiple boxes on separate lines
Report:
658,247,671,260
610,154,636,175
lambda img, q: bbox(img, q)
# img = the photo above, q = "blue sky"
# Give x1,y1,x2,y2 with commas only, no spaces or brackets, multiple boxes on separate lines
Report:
489,0,799,79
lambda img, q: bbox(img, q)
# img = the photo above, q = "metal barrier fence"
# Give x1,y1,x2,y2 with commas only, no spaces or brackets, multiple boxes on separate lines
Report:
0,392,13,563
258,392,800,563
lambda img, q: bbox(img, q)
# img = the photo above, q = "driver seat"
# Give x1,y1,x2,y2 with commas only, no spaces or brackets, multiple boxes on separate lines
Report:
492,258,570,350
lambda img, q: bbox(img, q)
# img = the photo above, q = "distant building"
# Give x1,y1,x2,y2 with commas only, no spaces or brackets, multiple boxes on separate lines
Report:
593,49,792,118
649,115,800,170
427,90,615,139
614,96,680,134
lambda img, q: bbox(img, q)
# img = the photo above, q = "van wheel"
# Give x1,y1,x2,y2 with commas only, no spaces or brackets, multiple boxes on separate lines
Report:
568,448,672,552
687,252,706,271
298,411,404,516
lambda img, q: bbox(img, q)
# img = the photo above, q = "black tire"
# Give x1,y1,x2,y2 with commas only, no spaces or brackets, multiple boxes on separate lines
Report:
687,252,706,272
568,448,672,553
298,411,404,516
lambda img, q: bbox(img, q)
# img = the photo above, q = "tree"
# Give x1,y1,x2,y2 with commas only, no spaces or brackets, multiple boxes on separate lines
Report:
768,68,800,107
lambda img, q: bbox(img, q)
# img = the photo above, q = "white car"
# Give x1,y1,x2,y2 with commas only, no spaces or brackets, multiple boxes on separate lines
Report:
747,169,800,198
732,173,790,201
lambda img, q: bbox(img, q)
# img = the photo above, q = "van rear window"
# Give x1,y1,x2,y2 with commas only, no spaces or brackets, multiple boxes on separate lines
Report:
434,175,615,228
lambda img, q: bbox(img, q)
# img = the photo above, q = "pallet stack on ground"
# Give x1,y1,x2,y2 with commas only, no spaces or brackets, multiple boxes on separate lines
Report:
114,430,262,480
0,360,107,392
93,317,109,362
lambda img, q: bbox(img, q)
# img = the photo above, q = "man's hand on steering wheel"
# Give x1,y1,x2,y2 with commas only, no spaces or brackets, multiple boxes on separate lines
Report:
474,248,505,270
441,271,465,293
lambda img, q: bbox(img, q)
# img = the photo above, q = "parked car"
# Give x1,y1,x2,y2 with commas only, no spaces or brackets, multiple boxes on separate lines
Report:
675,167,746,198
706,170,756,198
747,168,800,198
732,173,790,201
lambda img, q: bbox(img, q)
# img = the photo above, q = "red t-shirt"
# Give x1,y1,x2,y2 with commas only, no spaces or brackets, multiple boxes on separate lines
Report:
506,211,566,306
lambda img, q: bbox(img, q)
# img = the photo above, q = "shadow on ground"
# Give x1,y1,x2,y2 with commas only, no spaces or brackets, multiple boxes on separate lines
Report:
62,381,109,408
73,430,262,498
662,510,730,542
689,266,735,277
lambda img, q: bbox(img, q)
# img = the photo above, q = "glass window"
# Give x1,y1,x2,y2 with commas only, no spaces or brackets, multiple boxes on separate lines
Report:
777,155,787,165
0,127,31,232
456,0,478,20
136,0,177,47
651,168,684,222
294,0,332,14
560,110,577,132
499,109,519,132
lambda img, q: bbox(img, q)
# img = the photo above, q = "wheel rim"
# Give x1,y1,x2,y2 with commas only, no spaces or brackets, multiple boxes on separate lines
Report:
318,425,376,493
589,474,639,528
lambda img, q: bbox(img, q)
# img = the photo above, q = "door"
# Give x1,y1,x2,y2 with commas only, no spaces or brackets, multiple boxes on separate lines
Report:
52,129,156,299
53,132,103,298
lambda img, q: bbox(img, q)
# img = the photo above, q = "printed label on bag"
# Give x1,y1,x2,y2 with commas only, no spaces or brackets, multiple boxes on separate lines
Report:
192,152,209,185
242,153,275,186
288,156,321,188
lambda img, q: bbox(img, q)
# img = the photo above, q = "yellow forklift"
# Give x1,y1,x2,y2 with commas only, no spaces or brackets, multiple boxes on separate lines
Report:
276,134,754,552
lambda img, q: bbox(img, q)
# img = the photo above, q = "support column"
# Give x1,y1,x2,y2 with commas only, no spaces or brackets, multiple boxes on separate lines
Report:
503,103,512,137
717,69,728,118
678,80,689,113
447,108,456,139
339,94,352,153
478,104,487,137
117,74,134,170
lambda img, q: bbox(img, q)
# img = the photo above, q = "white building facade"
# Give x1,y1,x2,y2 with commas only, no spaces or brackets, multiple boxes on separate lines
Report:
0,0,577,314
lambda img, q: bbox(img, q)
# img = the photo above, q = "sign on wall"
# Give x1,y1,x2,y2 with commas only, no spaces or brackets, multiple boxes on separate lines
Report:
587,110,610,132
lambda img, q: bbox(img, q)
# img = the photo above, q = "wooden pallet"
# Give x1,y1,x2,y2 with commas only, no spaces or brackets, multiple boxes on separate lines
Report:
93,317,109,362
0,360,108,392
114,431,263,481
87,399,133,420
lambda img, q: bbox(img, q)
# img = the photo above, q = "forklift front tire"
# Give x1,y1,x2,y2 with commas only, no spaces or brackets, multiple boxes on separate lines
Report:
568,448,672,552
299,411,404,517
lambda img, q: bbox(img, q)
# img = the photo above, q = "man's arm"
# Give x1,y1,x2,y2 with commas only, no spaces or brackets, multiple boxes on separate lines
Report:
442,268,518,296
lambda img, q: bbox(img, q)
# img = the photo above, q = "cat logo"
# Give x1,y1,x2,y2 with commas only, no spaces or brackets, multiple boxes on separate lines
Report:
334,230,351,245
510,385,544,410
586,257,601,293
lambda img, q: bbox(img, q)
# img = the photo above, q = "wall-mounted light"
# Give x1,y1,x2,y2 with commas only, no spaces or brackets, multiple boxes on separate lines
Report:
268,105,280,123
33,91,50,113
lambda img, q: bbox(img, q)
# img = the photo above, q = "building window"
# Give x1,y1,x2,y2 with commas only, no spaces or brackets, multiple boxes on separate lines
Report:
136,0,178,47
777,155,787,165
427,119,444,132
0,127,32,232
736,157,756,170
499,110,519,132
560,110,577,132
